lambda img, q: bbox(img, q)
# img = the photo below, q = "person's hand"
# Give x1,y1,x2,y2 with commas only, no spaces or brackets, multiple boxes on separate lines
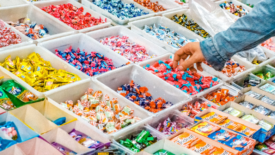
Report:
173,42,206,72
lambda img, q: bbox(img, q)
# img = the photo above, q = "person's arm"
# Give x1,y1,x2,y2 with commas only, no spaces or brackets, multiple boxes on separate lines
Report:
201,0,275,71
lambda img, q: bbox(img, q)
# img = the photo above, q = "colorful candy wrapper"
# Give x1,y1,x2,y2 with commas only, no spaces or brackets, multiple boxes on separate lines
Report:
220,1,249,17
69,129,102,149
260,96,275,105
52,117,66,126
0,87,14,110
269,111,275,119
155,117,190,136
244,91,263,99
181,100,213,118
133,0,166,12
0,20,22,48
189,140,216,154
239,101,254,109
253,105,271,116
234,124,256,137
258,120,273,131
260,83,275,93
223,107,243,117
170,132,199,148
51,142,77,155
212,147,234,155
218,119,239,130
201,112,227,124
208,129,237,144
153,149,175,155
205,89,236,106
1,80,39,103
255,143,268,151
265,140,275,150
224,135,248,151
190,122,220,136
241,114,259,124
0,122,20,151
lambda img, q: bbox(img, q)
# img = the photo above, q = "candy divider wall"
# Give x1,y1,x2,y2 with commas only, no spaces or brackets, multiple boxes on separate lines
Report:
33,0,112,33
81,0,155,26
45,78,153,138
0,144,26,155
129,16,204,53
86,26,168,62
38,33,131,75
0,0,27,7
0,44,90,97
0,4,75,44
139,53,224,98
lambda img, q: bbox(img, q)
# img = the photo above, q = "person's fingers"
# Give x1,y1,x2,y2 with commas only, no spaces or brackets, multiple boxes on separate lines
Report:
173,44,192,69
178,55,197,71
196,62,203,72
190,66,197,72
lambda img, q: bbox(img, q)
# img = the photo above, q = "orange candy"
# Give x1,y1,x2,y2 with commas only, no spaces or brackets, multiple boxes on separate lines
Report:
205,89,237,106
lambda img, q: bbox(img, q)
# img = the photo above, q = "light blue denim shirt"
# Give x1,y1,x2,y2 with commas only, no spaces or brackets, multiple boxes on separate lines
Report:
200,0,275,71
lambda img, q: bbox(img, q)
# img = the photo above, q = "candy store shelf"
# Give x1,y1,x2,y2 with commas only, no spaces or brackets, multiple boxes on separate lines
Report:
0,4,75,44
45,79,152,138
38,33,131,77
139,53,224,98
0,44,89,98
33,0,112,33
231,73,265,91
129,16,204,54
86,26,168,63
95,64,191,116
81,0,155,26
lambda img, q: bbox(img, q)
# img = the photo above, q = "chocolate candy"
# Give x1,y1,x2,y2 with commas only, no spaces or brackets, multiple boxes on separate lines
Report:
133,0,166,12
144,59,219,95
253,105,271,116
181,100,213,118
220,1,249,17
239,101,254,109
155,117,190,136
171,14,210,38
205,59,246,77
93,0,149,20
117,80,173,113
69,129,102,149
261,38,275,52
143,24,199,49
0,20,22,48
55,46,127,76
0,53,81,92
100,35,156,63
51,142,76,154
7,18,49,40
41,3,107,30
244,91,263,99
205,89,237,106
119,130,157,152
61,88,141,134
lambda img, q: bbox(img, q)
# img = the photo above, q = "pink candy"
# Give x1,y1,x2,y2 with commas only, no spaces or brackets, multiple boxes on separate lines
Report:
0,20,22,48
261,38,275,52
100,35,157,63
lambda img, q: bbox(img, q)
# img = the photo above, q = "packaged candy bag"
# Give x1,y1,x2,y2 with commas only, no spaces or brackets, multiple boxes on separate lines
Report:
258,120,273,131
234,124,256,137
52,117,66,126
253,106,271,116
190,122,220,136
201,112,227,124
223,107,243,117
241,114,259,124
170,132,199,148
1,80,39,103
69,129,102,149
239,101,254,109
224,135,248,151
0,122,20,151
218,119,239,130
245,91,263,99
0,87,14,110
212,147,234,155
51,142,77,155
208,129,237,144
189,140,216,154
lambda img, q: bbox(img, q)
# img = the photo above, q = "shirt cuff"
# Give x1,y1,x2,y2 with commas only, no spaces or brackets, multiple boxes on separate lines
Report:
200,38,227,71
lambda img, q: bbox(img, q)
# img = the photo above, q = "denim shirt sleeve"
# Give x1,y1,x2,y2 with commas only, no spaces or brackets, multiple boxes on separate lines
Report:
200,0,275,71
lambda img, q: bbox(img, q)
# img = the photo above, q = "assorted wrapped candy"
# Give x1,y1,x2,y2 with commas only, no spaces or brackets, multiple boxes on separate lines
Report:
134,0,166,12
255,71,275,80
69,129,102,149
181,100,213,118
119,130,157,152
238,76,261,88
261,38,275,52
223,107,243,117
7,18,49,40
143,24,199,49
261,96,275,105
93,0,149,20
55,46,127,76
260,83,275,94
51,142,77,155
0,20,22,48
117,80,173,113
100,35,156,63
155,117,190,136
92,144,130,155
241,114,259,124
41,3,107,30
0,53,81,92
253,105,272,116
245,91,263,99
144,59,219,95
239,101,254,109
205,60,246,77
205,89,237,106
171,14,210,38
61,88,141,134
220,1,249,17
0,122,19,151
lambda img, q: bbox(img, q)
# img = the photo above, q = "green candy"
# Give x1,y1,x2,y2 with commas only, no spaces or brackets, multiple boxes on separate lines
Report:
136,130,150,143
154,149,175,155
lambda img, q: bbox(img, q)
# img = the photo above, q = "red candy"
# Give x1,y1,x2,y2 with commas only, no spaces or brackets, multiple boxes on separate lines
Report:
144,59,219,95
0,20,22,48
41,3,107,30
